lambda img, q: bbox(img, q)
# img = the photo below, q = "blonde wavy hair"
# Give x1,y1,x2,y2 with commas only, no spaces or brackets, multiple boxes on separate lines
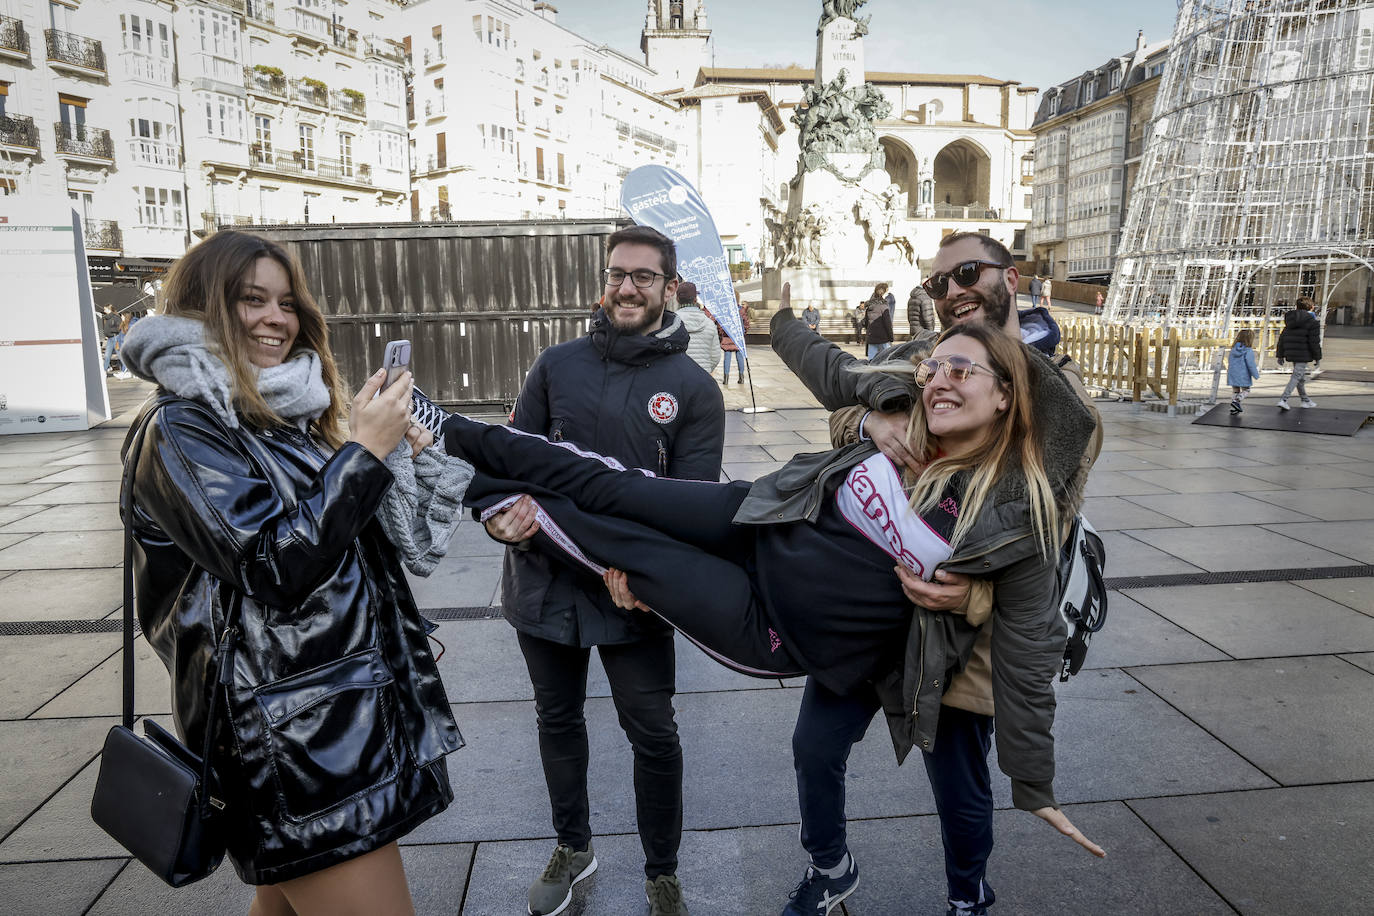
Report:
158,230,348,448
873,324,1059,556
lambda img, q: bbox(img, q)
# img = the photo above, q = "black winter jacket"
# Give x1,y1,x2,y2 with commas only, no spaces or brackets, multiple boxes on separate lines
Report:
501,310,725,646
1276,309,1322,363
126,396,460,885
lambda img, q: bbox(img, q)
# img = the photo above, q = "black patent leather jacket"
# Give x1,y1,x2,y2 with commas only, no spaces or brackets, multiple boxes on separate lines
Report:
124,394,461,885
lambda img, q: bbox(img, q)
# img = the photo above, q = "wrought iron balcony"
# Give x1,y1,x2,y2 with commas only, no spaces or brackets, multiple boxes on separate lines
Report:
251,150,373,185
245,66,287,97
83,218,122,252
291,79,329,109
363,36,405,64
55,122,115,162
331,90,366,118
332,25,357,53
0,14,29,60
201,211,289,233
45,28,106,74
246,0,275,25
0,113,39,151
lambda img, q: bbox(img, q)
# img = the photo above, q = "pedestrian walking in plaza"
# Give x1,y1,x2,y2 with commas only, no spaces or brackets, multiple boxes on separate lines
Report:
426,317,1103,916
1094,290,1105,316
673,281,722,376
1227,329,1260,414
852,301,866,345
863,283,894,359
100,305,124,375
1276,297,1322,410
478,225,723,916
1027,274,1042,310
714,295,751,384
118,230,464,913
1039,276,1053,309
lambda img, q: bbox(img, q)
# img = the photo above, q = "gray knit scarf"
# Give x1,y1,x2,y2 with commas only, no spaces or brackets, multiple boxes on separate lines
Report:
121,315,470,576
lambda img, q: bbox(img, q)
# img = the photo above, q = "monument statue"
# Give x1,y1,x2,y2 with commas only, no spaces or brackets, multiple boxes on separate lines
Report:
791,69,892,182
818,0,870,36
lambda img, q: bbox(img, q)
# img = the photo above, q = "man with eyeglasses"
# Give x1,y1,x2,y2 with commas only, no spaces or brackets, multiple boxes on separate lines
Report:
767,232,1102,916
481,224,723,916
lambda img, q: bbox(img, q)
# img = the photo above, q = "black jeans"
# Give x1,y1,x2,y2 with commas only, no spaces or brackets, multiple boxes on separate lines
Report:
517,629,683,878
449,416,804,678
792,677,995,907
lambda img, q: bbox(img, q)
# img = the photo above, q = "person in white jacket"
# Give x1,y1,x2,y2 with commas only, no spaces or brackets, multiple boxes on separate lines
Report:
674,281,722,376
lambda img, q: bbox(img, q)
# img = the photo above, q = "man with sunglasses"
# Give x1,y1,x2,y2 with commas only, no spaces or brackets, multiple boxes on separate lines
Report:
767,232,1101,916
480,224,723,916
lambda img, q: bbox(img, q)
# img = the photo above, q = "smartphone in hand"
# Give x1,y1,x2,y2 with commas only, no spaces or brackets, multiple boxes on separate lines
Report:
380,339,411,391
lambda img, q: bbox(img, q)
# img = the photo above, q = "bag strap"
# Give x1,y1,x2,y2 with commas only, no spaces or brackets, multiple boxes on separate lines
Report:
121,395,245,819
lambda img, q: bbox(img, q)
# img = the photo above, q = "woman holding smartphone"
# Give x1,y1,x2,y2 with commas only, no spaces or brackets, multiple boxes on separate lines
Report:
119,230,462,915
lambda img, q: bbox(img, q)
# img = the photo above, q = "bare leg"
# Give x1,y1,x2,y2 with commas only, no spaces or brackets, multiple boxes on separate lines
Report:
272,843,414,916
249,886,297,916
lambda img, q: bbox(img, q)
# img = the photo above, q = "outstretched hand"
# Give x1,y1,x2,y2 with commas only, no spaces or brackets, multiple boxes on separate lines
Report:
1032,807,1106,857
603,568,651,612
780,281,791,312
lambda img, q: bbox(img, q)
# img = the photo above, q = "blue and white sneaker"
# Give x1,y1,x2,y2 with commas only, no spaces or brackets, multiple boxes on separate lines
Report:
410,385,452,439
780,856,858,916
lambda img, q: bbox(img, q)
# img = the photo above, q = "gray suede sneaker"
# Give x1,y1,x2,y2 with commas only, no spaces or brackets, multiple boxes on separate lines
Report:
527,843,597,916
646,874,688,916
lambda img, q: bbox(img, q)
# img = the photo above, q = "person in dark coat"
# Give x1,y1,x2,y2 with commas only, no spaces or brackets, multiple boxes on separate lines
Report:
863,283,894,359
479,225,724,916
119,231,462,911
1275,296,1322,409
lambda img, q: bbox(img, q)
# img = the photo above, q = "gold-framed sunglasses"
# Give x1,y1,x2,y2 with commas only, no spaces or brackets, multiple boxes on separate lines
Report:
921,259,1009,299
914,355,1006,387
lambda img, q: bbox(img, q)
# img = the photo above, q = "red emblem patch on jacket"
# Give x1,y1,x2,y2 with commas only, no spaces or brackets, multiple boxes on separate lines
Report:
647,391,679,424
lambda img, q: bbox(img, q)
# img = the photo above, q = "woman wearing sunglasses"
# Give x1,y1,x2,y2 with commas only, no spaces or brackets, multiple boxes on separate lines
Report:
422,321,1102,865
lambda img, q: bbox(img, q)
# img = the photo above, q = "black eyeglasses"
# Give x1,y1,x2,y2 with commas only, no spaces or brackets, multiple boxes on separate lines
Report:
921,260,1009,299
603,267,668,289
914,355,1006,388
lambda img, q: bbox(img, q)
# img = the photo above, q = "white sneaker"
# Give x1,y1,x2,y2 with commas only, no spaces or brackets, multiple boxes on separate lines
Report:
1300,398,1316,408
1277,398,1291,411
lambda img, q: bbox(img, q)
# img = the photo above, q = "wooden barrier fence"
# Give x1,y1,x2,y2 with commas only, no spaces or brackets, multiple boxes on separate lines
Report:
1059,317,1285,408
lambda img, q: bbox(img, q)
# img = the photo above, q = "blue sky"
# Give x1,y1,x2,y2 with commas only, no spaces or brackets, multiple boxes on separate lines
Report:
555,0,1180,96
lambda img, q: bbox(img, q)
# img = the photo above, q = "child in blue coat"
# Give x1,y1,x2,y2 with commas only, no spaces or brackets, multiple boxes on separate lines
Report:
1227,329,1260,413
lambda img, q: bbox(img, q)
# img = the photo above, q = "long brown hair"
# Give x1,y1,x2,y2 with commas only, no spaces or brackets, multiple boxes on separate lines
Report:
898,324,1058,554
159,230,348,447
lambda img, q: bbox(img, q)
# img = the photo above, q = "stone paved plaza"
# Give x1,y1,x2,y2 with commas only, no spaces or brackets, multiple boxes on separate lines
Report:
1,338,1372,915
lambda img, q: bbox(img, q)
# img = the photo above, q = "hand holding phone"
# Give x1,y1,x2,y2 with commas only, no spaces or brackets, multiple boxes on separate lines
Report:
381,339,411,392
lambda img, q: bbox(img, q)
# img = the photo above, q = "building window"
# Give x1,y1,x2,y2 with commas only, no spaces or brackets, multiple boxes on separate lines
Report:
299,124,315,170
129,103,178,167
557,151,565,185
254,115,272,162
1021,155,1034,180
1083,80,1096,104
203,93,245,140
339,133,353,176
1048,93,1060,116
1110,68,1122,91
136,186,184,228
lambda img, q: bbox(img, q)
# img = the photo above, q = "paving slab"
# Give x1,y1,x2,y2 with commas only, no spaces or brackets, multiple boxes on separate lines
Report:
1128,782,1374,915
1215,444,1358,465
717,430,808,446
440,518,508,558
31,464,125,484
1123,582,1374,657
1080,593,1231,669
0,532,32,553
1262,519,1374,563
0,466,57,486
405,555,502,610
1293,576,1374,616
1340,653,1374,675
0,530,122,570
1233,462,1374,489
1113,448,1262,470
1122,491,1317,527
1119,467,1283,494
0,506,42,528
0,859,124,916
762,442,829,462
720,444,775,463
0,484,62,505
1082,471,1172,498
0,718,110,839
1245,486,1374,521
1124,525,1355,571
0,502,123,534
13,481,121,506
1080,496,1191,531
1046,669,1274,804
33,637,172,719
1096,531,1204,578
0,634,119,719
0,568,123,621
1127,656,1374,785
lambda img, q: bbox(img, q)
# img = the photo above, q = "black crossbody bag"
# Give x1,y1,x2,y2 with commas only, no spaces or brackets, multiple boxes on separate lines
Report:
90,399,241,887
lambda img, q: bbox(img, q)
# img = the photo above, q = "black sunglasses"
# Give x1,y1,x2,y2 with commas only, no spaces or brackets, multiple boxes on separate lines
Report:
921,260,1009,299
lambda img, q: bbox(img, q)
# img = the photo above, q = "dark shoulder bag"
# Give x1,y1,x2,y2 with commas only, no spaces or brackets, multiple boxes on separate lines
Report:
90,398,242,887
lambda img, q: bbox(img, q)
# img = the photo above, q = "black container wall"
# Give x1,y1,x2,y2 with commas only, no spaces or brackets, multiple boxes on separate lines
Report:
250,219,630,405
